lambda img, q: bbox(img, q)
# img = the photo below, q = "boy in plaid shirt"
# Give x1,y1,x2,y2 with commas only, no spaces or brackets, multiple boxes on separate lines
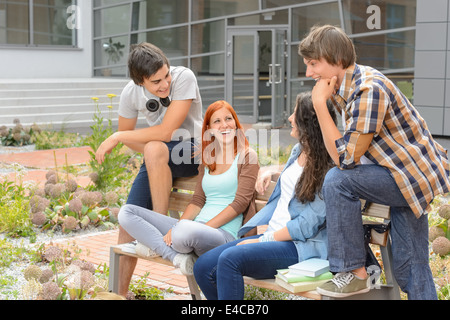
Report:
299,25,450,299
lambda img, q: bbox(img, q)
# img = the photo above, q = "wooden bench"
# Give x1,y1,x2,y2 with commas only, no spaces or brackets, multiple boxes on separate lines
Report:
108,176,400,300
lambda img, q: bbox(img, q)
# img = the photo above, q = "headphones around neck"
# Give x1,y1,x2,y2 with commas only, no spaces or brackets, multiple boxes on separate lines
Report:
146,97,171,112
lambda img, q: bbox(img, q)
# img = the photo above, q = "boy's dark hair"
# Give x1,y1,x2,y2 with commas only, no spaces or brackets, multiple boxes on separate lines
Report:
294,92,337,203
299,25,356,69
128,42,170,85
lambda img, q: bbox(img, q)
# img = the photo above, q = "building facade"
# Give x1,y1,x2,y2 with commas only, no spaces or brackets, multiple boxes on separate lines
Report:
0,0,449,136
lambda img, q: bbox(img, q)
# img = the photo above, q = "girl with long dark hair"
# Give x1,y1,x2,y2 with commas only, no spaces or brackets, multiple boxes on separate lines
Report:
193,92,337,299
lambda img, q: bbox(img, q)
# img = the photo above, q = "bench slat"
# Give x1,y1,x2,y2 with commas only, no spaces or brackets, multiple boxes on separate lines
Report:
361,200,390,220
168,192,194,212
255,181,276,202
112,245,174,266
172,176,198,191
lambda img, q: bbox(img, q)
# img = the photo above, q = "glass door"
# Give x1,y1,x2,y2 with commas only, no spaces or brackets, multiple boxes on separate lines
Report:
226,29,259,123
270,29,287,128
226,27,287,126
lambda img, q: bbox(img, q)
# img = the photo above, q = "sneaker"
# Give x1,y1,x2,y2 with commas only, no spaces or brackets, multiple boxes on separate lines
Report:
135,242,158,258
118,241,138,254
316,272,370,298
173,253,198,275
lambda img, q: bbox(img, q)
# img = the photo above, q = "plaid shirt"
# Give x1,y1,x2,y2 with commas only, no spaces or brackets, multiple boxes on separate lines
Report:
331,64,450,217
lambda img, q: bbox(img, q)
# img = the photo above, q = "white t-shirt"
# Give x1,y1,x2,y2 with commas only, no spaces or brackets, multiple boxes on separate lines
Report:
267,159,304,233
118,66,203,142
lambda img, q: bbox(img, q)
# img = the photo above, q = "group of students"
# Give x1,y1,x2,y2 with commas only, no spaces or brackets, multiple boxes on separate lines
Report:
95,25,450,300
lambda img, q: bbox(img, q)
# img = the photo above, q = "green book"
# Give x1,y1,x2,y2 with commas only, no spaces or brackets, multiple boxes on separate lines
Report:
276,269,333,283
275,276,330,293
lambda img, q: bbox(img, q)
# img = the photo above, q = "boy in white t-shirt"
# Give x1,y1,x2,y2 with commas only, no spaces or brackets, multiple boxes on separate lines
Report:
95,43,203,296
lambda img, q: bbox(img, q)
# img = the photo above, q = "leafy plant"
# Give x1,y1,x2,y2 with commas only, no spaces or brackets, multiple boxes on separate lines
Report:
0,119,40,147
0,179,35,238
128,272,164,300
104,38,125,65
84,96,131,191
34,130,82,150
29,170,120,234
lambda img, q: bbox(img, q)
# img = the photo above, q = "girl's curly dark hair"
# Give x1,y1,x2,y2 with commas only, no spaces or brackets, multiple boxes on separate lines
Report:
294,92,337,203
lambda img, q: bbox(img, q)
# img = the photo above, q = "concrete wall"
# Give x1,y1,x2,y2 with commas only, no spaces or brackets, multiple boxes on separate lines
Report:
0,1,93,79
414,0,450,136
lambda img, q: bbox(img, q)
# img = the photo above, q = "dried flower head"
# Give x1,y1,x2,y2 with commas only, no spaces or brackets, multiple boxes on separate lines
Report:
23,265,43,281
438,204,450,220
39,268,54,284
46,170,57,180
40,281,61,300
68,198,83,214
104,191,119,205
31,212,47,226
49,183,65,199
72,260,96,274
63,216,78,232
43,246,63,262
65,178,78,193
29,195,50,213
89,172,99,183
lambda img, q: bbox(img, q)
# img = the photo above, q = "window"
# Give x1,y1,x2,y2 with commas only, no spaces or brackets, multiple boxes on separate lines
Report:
291,2,341,42
352,30,415,70
192,0,259,21
0,0,78,47
342,0,416,35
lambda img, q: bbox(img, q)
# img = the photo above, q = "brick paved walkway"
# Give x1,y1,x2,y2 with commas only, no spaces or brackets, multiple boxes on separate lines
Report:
0,146,191,299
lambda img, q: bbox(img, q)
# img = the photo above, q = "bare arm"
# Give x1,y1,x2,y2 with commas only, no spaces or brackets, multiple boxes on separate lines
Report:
312,77,374,166
204,205,239,229
117,116,146,153
311,77,342,165
95,99,192,163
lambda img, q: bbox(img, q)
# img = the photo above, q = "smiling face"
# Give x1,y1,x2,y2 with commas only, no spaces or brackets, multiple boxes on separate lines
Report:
208,107,237,146
303,57,344,85
303,57,348,93
288,105,299,140
141,64,172,98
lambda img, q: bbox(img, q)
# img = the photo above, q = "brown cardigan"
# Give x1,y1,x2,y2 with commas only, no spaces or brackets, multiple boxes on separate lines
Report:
189,148,260,236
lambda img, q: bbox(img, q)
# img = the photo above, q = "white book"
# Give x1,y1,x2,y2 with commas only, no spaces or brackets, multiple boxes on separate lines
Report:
288,258,330,277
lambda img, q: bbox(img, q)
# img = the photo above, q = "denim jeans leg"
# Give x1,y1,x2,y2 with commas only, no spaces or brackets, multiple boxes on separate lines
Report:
194,238,246,300
126,163,152,209
216,240,298,300
323,165,437,299
390,207,437,300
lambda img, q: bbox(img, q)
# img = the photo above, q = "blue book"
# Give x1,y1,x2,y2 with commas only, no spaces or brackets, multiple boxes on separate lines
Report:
288,258,330,277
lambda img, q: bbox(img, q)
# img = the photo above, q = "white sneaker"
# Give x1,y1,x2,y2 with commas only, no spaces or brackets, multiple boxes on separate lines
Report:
135,242,158,258
173,253,198,275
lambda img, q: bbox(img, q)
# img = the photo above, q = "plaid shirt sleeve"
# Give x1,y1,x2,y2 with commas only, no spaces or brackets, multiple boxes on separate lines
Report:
335,82,389,169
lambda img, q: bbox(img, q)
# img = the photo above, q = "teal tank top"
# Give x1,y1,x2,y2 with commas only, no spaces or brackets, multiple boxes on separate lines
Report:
194,153,242,239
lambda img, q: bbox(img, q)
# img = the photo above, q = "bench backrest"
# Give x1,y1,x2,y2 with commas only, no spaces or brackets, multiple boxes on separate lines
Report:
169,176,275,217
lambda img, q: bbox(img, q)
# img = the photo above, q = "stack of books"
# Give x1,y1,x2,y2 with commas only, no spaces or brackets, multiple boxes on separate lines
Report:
275,258,333,293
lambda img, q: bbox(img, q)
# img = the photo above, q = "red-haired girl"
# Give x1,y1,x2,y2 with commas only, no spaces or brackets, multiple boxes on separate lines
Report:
118,100,259,275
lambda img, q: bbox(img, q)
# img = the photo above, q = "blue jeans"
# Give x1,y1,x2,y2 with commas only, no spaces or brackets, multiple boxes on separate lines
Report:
126,139,199,209
193,235,298,300
323,165,437,300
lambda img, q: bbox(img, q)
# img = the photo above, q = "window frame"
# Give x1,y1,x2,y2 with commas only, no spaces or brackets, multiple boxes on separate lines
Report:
0,0,79,49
